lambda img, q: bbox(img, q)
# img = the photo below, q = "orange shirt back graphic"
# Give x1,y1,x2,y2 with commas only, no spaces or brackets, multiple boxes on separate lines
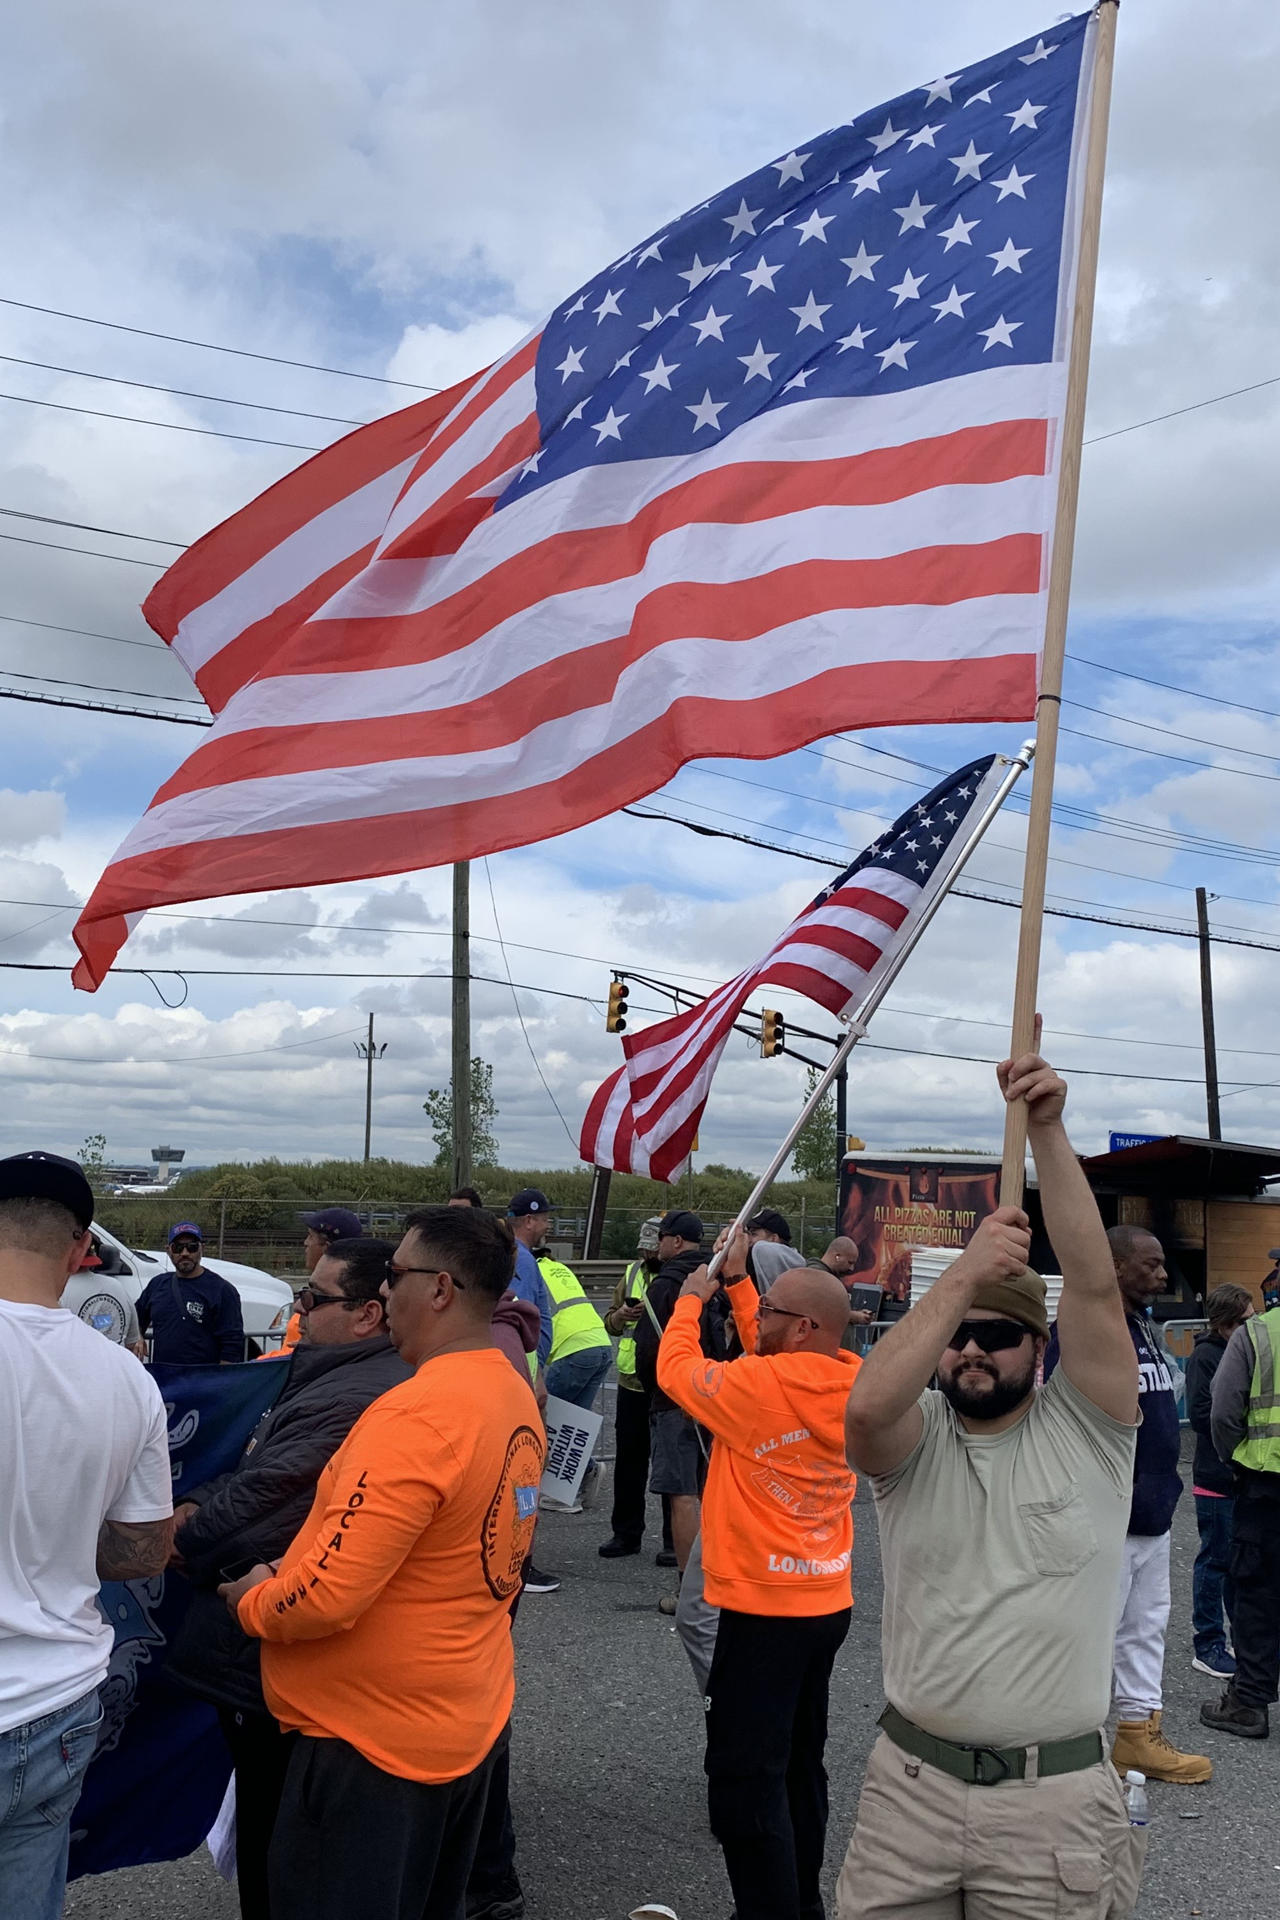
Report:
238,1346,544,1783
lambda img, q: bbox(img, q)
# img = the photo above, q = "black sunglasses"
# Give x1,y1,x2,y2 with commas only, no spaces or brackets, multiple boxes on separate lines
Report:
945,1319,1031,1355
383,1261,467,1291
758,1299,814,1326
298,1286,355,1313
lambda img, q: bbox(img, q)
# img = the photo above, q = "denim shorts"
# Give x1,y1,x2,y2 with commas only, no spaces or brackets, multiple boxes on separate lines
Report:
649,1406,704,1496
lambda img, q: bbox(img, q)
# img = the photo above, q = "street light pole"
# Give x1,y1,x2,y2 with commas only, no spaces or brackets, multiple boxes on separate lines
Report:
354,1013,389,1162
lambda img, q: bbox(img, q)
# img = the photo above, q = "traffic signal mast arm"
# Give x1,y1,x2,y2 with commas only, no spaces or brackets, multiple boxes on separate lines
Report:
602,967,830,1069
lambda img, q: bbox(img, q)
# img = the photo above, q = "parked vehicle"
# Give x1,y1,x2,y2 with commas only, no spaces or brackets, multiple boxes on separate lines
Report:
90,1221,293,1354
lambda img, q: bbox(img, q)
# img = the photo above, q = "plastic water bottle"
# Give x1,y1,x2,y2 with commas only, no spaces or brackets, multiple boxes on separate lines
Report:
1124,1769,1149,1827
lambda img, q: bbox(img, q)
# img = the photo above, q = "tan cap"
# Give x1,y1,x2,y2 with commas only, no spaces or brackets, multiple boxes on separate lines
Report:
970,1267,1048,1339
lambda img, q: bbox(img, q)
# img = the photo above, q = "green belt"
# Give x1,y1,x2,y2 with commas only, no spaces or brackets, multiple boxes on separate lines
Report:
878,1705,1103,1787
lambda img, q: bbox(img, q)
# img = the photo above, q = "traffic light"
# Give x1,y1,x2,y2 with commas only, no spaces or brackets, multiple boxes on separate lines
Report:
606,977,630,1033
761,1009,786,1057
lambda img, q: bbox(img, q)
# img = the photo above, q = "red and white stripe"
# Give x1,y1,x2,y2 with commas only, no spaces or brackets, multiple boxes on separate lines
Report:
73,335,1057,988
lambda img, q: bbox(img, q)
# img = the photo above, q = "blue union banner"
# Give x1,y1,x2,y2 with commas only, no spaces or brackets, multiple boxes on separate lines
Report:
68,1358,288,1881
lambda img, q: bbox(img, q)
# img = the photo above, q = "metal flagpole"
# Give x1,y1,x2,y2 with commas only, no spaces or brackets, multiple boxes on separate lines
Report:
707,743,1035,1278
999,0,1120,1206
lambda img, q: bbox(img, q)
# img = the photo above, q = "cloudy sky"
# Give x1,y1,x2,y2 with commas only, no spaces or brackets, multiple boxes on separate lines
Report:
1,0,1278,1178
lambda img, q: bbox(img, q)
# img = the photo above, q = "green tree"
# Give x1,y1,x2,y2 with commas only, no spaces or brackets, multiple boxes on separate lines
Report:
423,1057,500,1169
80,1133,108,1193
790,1067,838,1185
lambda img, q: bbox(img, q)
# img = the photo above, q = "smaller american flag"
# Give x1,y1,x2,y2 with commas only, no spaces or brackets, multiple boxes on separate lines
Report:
580,753,1004,1181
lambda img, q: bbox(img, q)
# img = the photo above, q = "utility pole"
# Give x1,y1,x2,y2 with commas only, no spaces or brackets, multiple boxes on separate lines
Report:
835,1059,848,1177
451,861,472,1191
1195,886,1221,1141
354,1013,388,1162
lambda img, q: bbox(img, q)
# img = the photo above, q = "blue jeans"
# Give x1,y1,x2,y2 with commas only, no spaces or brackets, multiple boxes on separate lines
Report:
1193,1492,1236,1657
0,1686,102,1920
545,1344,611,1414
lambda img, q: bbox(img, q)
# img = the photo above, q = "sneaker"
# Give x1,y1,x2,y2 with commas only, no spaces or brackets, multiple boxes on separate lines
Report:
467,1896,524,1920
538,1496,582,1515
655,1546,678,1568
598,1535,642,1559
1193,1648,1236,1679
658,1591,678,1616
1111,1710,1212,1784
1200,1684,1269,1740
522,1564,561,1594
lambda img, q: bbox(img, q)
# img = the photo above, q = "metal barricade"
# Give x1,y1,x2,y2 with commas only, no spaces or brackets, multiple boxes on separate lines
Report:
1155,1318,1207,1425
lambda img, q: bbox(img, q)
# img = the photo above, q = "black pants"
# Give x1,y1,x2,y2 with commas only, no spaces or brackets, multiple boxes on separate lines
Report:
216,1705,296,1920
463,1739,520,1917
704,1606,851,1920
610,1387,673,1549
268,1727,504,1920
1231,1478,1280,1707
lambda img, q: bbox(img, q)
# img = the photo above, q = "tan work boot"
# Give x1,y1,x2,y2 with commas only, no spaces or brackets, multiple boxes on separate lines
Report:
1112,1710,1212,1784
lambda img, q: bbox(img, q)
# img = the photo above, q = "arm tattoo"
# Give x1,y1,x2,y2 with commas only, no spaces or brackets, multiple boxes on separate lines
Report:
96,1516,173,1582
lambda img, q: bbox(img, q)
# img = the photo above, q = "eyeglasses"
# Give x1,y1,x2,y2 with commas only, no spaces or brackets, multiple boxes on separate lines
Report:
298,1286,354,1313
757,1299,814,1327
383,1261,467,1291
945,1319,1031,1355
171,1241,201,1256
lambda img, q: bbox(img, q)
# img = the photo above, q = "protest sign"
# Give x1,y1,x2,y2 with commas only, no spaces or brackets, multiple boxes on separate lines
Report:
68,1359,288,1880
839,1159,1000,1302
541,1394,603,1509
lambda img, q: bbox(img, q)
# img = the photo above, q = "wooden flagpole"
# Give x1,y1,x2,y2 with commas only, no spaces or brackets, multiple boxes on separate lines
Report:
1000,0,1119,1208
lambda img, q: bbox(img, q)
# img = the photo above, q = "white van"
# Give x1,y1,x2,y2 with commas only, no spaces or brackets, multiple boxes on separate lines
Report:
89,1221,294,1354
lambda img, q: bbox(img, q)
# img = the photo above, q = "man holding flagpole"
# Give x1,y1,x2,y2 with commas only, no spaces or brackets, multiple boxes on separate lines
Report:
839,1035,1142,1920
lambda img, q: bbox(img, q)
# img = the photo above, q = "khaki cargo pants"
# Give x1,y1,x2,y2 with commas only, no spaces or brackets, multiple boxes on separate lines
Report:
836,1733,1146,1919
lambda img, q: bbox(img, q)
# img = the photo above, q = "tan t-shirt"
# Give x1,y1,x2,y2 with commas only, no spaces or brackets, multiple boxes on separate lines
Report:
871,1367,1136,1747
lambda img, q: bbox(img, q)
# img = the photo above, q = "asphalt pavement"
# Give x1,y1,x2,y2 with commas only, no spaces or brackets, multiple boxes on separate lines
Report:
65,1453,1278,1920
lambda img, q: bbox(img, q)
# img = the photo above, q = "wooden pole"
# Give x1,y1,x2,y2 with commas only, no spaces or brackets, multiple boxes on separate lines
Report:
1196,887,1222,1141
451,861,473,1190
1000,0,1119,1207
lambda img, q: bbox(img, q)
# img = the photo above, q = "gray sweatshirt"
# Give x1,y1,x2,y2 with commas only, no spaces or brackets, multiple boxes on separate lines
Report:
1210,1319,1258,1465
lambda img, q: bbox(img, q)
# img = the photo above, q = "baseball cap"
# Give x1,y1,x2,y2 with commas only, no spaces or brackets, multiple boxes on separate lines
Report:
970,1267,1049,1340
747,1208,792,1243
637,1215,662,1254
657,1209,704,1244
300,1207,364,1241
508,1188,552,1217
0,1151,94,1230
168,1221,204,1245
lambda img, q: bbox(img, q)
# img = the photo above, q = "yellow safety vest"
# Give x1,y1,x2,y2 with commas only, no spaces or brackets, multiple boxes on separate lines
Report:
1232,1307,1280,1474
616,1258,651,1385
539,1255,610,1365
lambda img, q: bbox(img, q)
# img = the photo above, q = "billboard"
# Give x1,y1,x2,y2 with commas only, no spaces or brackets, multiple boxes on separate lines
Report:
839,1159,1000,1301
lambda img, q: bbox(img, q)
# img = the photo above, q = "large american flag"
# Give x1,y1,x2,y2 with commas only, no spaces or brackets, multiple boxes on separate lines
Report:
581,754,1006,1180
73,13,1096,989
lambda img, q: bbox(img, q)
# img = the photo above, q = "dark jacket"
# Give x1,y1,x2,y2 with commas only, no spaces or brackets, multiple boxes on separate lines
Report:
1186,1330,1234,1497
137,1265,245,1365
634,1248,710,1413
1045,1312,1182,1535
166,1334,410,1714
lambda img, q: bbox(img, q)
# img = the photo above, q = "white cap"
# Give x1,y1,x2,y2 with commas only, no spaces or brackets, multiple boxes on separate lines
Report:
1123,1769,1146,1785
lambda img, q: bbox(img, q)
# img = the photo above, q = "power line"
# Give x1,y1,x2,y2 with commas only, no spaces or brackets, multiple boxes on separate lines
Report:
0,508,187,549
0,685,206,725
0,1020,368,1067
0,354,370,427
482,857,580,1151
1082,371,1280,447
0,388,323,453
1065,699,1280,764
0,610,165,651
0,665,202,704
1060,722,1280,786
1067,652,1280,720
0,296,442,392
0,530,167,568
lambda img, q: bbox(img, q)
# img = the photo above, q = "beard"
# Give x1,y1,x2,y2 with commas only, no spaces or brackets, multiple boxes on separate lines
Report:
939,1352,1037,1420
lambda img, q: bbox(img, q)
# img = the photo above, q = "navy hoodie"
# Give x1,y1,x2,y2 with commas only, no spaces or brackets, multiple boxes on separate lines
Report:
1044,1312,1181,1535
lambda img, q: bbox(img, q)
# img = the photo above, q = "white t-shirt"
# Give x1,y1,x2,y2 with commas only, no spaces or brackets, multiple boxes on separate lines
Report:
0,1297,173,1733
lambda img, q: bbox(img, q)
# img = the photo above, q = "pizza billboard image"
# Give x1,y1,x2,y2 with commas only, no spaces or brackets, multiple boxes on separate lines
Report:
839,1158,1000,1301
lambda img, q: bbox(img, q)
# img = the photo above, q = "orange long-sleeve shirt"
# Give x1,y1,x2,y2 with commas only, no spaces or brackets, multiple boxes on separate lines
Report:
238,1347,543,1783
657,1281,859,1616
